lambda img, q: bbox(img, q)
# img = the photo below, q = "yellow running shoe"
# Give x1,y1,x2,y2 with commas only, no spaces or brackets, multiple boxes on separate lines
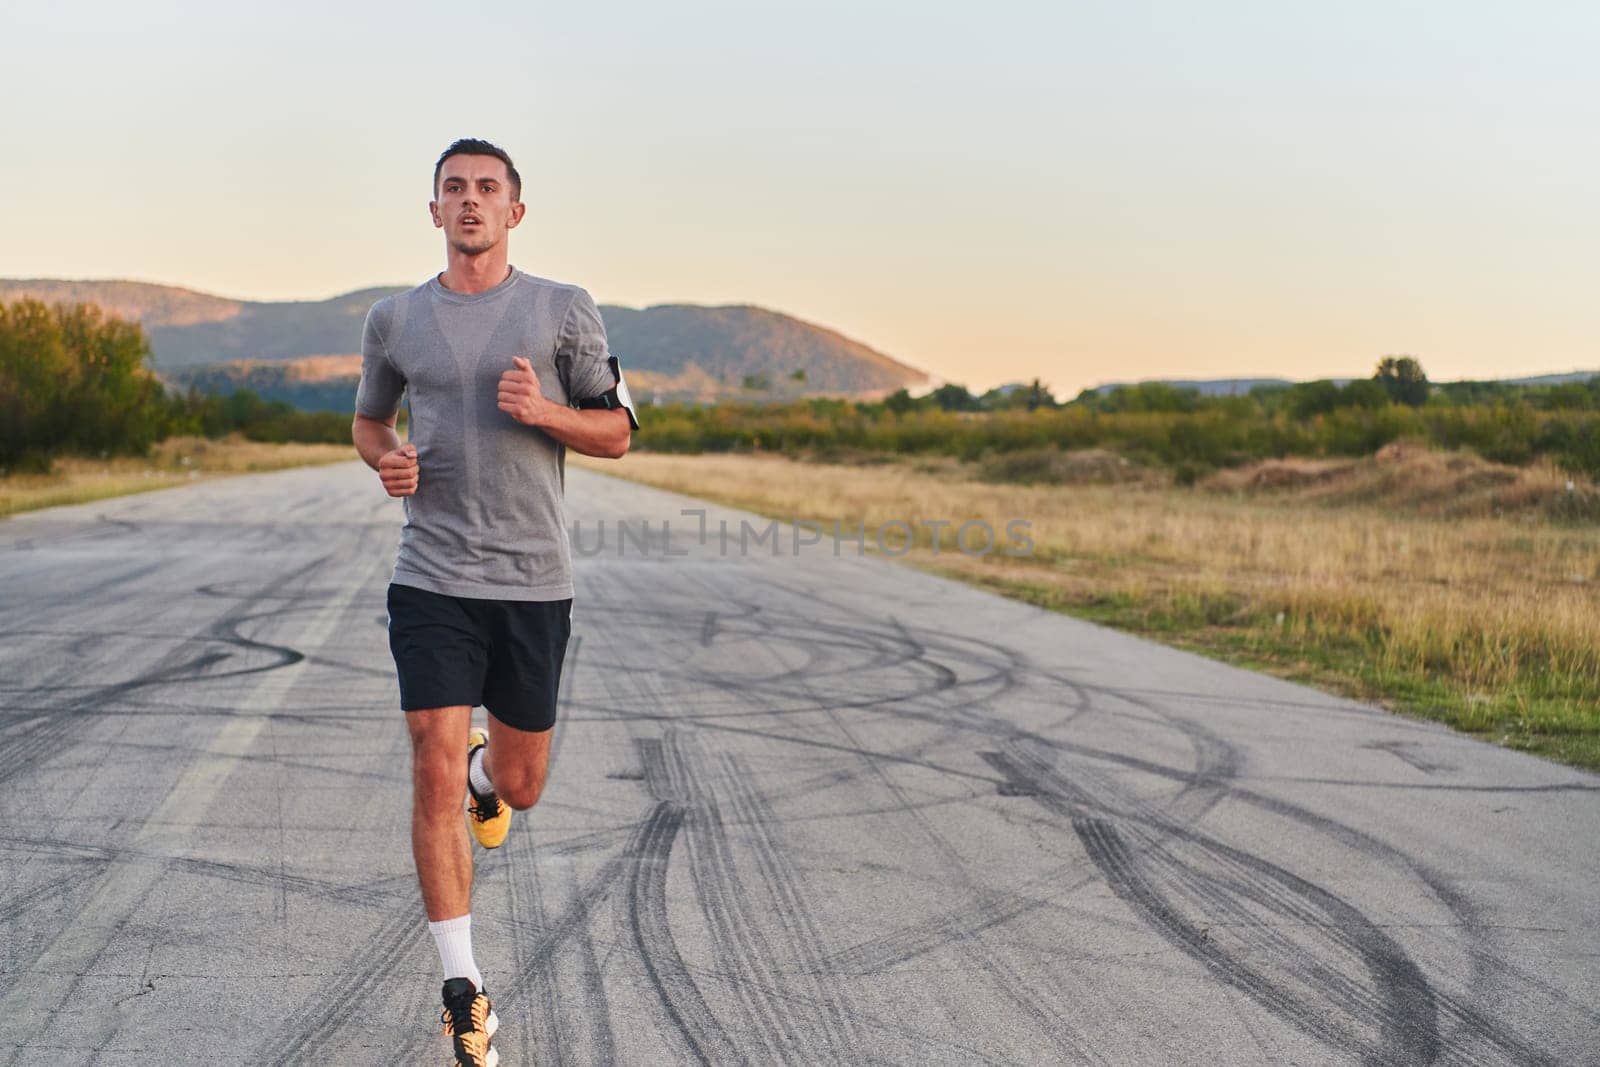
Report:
441,977,499,1067
466,727,510,849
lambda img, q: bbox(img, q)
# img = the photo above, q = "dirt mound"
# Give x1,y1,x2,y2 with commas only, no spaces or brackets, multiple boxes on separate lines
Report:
1208,457,1356,491
1204,443,1599,519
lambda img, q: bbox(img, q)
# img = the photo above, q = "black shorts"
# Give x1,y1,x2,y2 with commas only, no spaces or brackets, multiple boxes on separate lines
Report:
386,583,572,733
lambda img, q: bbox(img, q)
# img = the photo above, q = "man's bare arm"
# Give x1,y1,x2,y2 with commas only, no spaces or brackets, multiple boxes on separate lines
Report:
497,358,632,459
524,403,632,459
352,412,419,495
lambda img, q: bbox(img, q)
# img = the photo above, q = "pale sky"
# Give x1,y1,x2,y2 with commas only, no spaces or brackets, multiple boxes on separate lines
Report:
3,1,1597,393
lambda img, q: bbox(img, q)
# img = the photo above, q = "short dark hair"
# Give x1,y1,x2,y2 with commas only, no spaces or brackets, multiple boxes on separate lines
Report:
433,138,521,202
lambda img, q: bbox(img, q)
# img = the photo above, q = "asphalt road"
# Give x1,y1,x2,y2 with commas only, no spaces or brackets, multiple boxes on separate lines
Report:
0,461,1596,1066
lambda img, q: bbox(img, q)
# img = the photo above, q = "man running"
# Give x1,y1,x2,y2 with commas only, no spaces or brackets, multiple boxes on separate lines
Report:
352,137,637,1067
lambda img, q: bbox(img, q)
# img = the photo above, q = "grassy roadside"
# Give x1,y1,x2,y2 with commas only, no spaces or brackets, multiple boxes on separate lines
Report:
579,450,1600,772
0,436,354,518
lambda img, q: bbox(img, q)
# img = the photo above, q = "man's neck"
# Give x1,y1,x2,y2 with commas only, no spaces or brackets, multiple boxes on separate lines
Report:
438,251,513,295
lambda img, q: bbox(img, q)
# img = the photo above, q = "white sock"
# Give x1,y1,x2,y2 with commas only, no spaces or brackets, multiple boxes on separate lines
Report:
469,746,494,797
429,914,483,991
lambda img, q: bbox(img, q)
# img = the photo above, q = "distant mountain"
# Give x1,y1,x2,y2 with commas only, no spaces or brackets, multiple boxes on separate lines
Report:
1088,377,1297,397
0,278,929,403
1496,370,1600,386
602,304,921,398
1086,371,1599,396
0,279,244,328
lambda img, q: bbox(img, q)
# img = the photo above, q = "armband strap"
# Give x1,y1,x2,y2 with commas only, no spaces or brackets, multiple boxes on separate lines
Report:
572,355,640,430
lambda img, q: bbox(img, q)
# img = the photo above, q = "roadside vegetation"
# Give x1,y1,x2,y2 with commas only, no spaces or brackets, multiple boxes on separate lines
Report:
1,297,358,514
633,358,1600,483
0,297,351,475
582,448,1600,771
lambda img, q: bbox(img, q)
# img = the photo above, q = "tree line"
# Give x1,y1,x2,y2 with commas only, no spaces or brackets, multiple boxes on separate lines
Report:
636,356,1600,479
0,298,350,470
876,356,1595,418
4,297,1596,480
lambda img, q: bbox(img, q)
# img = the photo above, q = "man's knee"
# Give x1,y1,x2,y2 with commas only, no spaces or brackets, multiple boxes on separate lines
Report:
494,771,545,812
483,720,552,811
412,744,466,811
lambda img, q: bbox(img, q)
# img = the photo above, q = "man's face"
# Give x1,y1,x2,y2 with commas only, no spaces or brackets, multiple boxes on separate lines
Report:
429,154,525,256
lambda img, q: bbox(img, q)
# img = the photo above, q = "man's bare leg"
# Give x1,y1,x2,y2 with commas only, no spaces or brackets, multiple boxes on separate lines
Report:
409,709,499,1066
408,705,474,920
481,716,553,812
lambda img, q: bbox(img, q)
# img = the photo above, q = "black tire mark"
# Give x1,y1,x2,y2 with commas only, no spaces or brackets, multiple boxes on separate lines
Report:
0,557,169,609
990,740,1433,1055
625,790,738,1066
987,743,1559,1067
811,723,1213,974
0,864,109,983
818,862,1091,976
480,848,630,1016
1149,825,1442,1063
1079,816,1453,1066
691,609,1102,981
718,750,867,1053
757,661,1104,1065
558,594,1022,728
502,836,553,1063
0,553,334,790
0,644,255,790
271,905,425,1066
247,715,443,1063
1235,778,1600,795
0,868,96,927
594,580,1304,1041
543,636,617,1064
1420,874,1600,1059
0,631,302,693
625,576,1052,933
489,631,613,1067
1362,740,1455,775
581,584,1109,987
659,730,807,1064
0,834,409,911
737,572,1040,711
643,604,1035,810
558,847,620,1066
1020,667,1581,1064
1018,728,1600,1052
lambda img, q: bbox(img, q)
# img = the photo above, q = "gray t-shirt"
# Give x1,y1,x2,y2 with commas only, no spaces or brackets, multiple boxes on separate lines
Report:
355,268,616,601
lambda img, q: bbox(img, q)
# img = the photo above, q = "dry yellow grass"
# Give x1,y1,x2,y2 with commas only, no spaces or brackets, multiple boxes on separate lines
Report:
584,450,1600,767
0,436,353,517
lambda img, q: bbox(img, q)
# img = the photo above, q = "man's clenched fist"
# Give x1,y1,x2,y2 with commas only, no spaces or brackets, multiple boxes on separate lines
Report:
378,443,419,497
498,356,553,426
